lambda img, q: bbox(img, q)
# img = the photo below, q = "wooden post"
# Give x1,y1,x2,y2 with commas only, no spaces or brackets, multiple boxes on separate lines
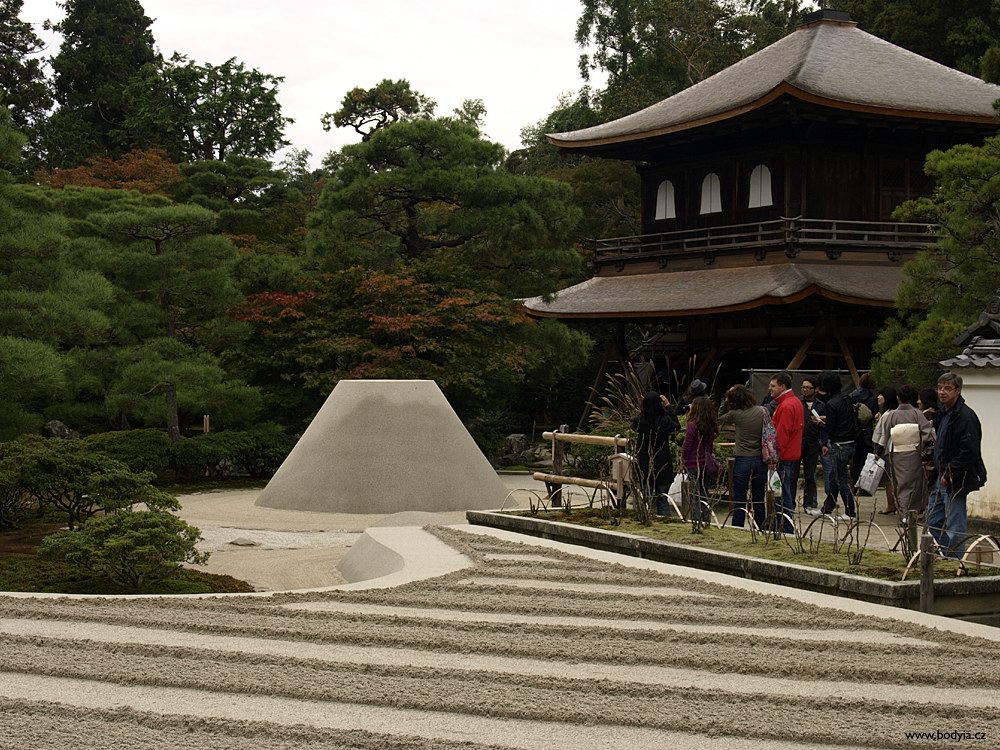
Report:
919,533,935,613
550,428,564,507
203,414,210,434
906,510,918,557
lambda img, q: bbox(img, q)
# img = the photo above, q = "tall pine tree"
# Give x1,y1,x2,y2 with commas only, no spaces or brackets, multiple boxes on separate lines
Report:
0,0,52,132
44,0,158,167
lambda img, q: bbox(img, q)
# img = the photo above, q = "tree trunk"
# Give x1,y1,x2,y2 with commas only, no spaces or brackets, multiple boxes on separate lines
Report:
166,383,180,444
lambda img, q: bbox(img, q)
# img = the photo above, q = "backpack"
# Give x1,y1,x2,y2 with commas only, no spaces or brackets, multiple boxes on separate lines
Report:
760,406,779,463
853,401,873,436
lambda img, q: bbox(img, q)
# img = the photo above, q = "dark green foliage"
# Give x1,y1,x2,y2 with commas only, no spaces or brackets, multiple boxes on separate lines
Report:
38,510,207,590
835,0,1000,81
83,428,172,474
312,114,582,298
170,426,294,480
229,424,297,478
321,78,435,141
122,54,292,161
873,135,1000,385
0,0,52,132
576,0,807,119
0,460,27,528
0,435,178,529
46,0,158,166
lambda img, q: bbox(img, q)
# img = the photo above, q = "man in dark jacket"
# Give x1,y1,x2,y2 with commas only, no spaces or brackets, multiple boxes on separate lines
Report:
819,372,857,519
800,376,828,515
928,372,986,557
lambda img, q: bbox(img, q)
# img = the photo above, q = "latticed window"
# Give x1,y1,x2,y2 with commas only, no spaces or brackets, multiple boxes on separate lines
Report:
700,173,722,214
654,179,676,220
748,164,773,208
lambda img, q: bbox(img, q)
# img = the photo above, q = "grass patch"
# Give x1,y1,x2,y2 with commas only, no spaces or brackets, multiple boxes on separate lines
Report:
517,508,991,581
157,477,267,495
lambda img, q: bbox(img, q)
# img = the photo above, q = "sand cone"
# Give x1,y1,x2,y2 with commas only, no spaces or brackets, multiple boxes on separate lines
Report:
255,380,508,513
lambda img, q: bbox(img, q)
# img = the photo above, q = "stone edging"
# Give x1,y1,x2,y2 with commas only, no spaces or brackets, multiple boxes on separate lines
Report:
467,511,1000,622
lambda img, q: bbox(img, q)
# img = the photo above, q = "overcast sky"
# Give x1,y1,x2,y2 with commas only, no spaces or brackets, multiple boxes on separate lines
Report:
20,0,599,167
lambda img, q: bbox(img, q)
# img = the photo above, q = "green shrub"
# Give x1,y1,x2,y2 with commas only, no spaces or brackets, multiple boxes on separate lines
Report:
231,424,296,478
83,429,173,475
0,463,29,529
39,510,208,591
170,433,236,480
171,426,295,480
465,410,513,464
0,436,176,529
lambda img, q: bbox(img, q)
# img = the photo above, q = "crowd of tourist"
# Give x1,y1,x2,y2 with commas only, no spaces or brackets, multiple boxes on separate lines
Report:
632,370,987,558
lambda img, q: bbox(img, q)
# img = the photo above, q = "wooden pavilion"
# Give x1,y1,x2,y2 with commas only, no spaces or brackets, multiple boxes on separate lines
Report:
524,9,1000,392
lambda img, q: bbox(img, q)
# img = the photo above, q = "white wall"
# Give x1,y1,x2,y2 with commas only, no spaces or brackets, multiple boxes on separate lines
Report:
957,371,1000,521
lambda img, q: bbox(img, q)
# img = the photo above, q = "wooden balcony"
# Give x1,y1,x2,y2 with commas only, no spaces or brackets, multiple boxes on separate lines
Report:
592,217,938,267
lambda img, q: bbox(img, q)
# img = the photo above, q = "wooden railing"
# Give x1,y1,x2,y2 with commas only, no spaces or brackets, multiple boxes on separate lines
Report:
593,216,938,263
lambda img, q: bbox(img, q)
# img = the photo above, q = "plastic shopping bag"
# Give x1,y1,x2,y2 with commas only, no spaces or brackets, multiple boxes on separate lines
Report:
667,472,684,505
855,453,886,495
767,469,782,495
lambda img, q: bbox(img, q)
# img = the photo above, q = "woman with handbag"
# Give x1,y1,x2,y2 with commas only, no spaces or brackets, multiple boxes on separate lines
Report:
719,385,766,529
682,396,720,522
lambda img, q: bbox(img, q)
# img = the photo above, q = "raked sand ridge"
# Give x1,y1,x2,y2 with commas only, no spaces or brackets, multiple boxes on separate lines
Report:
3,521,1000,749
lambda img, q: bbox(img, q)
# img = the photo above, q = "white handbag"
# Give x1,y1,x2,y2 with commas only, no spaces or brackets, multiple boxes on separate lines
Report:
856,453,886,495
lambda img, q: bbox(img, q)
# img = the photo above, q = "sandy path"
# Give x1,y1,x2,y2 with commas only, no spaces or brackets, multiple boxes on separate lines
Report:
174,489,473,590
2,526,1000,748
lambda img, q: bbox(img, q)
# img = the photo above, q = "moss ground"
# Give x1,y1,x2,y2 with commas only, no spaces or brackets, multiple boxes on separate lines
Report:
518,508,992,581
0,516,253,595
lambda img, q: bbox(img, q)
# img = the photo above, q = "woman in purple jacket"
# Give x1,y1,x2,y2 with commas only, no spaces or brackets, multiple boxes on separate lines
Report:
682,396,719,522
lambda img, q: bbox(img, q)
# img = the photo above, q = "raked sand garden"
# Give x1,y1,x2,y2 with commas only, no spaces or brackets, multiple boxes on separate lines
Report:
3,480,1000,749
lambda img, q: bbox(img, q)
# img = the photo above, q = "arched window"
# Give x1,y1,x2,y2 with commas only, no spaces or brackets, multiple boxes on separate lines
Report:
699,173,722,214
654,179,676,220
748,164,773,208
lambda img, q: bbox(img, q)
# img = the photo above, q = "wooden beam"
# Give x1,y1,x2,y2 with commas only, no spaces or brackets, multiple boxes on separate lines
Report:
832,322,860,387
577,343,610,432
543,432,629,447
785,320,824,370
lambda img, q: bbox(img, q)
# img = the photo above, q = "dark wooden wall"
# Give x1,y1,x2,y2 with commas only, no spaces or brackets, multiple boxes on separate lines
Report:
634,98,995,236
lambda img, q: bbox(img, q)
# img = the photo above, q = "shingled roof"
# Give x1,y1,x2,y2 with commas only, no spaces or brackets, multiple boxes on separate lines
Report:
549,15,1000,150
523,263,902,319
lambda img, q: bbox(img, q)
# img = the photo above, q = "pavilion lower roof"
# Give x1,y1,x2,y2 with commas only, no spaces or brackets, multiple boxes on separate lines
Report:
522,263,902,319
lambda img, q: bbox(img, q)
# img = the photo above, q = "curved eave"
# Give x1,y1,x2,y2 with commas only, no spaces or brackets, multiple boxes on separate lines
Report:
546,81,1000,151
527,287,894,319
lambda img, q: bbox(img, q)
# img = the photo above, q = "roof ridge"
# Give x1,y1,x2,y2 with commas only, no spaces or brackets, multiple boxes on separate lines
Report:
785,23,818,86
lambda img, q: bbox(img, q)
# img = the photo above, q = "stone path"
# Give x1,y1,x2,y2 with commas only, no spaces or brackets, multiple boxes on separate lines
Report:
2,525,1000,749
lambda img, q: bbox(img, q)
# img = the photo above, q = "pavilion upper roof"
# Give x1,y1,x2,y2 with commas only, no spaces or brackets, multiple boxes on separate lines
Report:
548,15,1000,150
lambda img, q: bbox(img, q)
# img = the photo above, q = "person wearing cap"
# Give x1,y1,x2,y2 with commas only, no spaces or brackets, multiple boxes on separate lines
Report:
675,379,708,416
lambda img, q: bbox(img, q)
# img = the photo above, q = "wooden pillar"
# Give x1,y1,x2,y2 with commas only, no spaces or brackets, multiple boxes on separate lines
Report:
548,427,565,507
919,533,935,613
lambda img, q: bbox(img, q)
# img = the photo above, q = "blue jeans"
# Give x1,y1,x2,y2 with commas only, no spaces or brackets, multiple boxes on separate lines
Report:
731,456,766,528
801,446,821,508
639,466,674,516
776,460,799,533
822,443,856,517
927,479,968,558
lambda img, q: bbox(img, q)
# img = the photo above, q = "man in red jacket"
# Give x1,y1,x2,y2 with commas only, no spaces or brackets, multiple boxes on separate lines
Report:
769,372,805,532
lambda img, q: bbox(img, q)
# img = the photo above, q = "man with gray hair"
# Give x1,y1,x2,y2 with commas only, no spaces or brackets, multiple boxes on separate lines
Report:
927,372,987,557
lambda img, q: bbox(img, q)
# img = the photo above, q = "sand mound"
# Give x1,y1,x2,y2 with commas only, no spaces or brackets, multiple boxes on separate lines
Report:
256,380,508,514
